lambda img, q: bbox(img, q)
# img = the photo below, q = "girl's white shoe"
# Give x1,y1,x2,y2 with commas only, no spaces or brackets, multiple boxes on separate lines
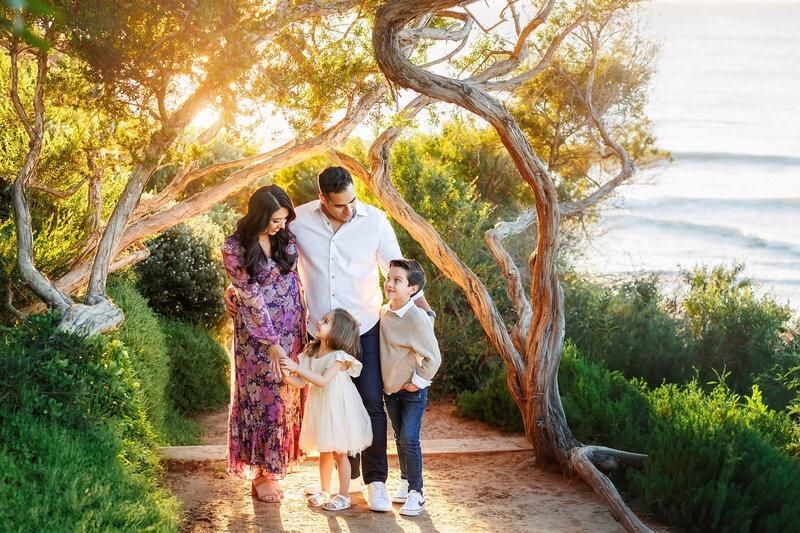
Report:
323,494,352,511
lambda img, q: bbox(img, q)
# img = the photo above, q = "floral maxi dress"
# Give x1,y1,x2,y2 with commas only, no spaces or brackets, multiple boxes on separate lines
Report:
222,233,306,480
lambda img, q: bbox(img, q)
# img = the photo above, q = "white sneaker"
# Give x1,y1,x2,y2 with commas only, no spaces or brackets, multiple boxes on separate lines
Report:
392,479,409,503
399,490,425,517
367,481,392,512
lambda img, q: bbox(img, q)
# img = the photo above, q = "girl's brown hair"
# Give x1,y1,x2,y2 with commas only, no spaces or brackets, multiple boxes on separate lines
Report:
305,308,362,359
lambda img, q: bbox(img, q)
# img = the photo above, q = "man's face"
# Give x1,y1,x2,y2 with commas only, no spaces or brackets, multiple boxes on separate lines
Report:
319,184,356,224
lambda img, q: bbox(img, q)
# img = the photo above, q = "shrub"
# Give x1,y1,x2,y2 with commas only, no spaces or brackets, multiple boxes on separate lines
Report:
563,272,694,386
455,362,524,432
683,264,794,395
108,276,170,435
0,413,179,530
0,313,180,530
136,214,227,328
629,381,800,531
108,275,203,444
560,347,800,531
162,319,230,414
559,343,651,451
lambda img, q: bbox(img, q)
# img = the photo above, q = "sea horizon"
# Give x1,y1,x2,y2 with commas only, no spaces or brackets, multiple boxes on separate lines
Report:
581,1,800,312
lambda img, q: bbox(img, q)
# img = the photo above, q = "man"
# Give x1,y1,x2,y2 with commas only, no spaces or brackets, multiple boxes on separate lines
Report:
225,166,433,512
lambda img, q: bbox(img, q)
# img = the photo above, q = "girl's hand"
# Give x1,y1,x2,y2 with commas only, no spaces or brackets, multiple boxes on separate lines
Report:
403,383,420,392
280,355,299,373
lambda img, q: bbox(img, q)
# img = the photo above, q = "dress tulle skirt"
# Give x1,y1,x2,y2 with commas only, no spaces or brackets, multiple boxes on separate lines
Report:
299,350,373,456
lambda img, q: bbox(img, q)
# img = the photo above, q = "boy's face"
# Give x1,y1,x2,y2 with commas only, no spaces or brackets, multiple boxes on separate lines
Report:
384,266,418,305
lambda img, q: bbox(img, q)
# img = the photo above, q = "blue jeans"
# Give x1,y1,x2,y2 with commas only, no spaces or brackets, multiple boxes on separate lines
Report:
384,387,428,493
350,321,388,484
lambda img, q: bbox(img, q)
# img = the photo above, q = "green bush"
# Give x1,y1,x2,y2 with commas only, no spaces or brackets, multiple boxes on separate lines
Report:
108,275,203,444
136,214,227,328
629,381,800,531
563,272,694,386
683,264,794,395
0,313,180,530
108,276,170,435
455,362,524,432
162,319,229,414
559,347,800,531
559,343,652,451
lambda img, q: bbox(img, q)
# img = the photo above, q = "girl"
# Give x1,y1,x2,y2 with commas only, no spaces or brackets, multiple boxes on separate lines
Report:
280,308,373,511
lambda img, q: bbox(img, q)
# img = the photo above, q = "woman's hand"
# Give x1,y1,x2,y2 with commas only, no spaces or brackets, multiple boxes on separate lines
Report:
279,355,300,373
267,343,286,380
223,286,238,317
402,382,420,392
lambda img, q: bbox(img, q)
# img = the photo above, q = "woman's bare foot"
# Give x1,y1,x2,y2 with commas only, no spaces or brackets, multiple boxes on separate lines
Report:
252,478,282,503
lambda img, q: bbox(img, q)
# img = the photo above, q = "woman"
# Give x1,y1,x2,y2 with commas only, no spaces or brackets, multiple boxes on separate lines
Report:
221,185,306,503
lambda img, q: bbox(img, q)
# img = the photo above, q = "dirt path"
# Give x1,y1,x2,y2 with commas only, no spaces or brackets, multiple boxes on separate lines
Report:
167,401,643,532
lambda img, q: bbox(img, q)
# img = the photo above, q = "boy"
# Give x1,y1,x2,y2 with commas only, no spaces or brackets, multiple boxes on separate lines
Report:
380,258,441,517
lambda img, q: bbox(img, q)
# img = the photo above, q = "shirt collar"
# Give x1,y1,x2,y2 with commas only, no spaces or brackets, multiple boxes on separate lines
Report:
386,298,415,317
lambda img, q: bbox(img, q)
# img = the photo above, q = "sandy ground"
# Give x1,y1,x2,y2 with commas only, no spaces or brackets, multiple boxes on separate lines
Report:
166,401,650,532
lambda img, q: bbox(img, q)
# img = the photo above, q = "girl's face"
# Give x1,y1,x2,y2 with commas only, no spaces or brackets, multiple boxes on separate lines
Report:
316,312,334,342
262,207,289,236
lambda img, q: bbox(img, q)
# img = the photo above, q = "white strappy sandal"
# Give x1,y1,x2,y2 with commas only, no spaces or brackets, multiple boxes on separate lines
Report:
323,494,352,511
307,492,329,507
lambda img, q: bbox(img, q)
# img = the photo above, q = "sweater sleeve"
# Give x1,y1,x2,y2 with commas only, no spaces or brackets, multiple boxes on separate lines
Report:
408,311,441,385
221,236,280,346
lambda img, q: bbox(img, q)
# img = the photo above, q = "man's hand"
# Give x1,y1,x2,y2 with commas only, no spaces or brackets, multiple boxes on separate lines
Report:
267,343,286,380
223,286,237,317
402,382,420,392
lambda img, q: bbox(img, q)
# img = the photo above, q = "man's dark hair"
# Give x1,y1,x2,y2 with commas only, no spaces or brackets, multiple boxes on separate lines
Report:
318,166,354,196
389,258,426,292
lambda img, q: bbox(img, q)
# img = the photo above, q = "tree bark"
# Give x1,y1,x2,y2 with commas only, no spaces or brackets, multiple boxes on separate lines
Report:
9,42,74,312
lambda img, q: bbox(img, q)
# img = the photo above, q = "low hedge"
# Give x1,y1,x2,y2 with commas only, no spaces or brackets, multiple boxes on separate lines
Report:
0,313,180,530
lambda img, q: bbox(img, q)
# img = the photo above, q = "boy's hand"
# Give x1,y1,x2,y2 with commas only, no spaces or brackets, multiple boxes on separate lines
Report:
402,383,420,392
223,286,238,317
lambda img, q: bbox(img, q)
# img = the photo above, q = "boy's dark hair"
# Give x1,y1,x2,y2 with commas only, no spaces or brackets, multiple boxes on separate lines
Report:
389,258,426,292
318,166,354,196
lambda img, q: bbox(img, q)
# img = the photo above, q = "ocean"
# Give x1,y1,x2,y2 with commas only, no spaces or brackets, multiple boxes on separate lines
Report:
582,1,800,311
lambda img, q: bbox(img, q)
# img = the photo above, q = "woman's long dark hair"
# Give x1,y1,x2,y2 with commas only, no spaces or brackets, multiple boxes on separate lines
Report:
236,185,297,280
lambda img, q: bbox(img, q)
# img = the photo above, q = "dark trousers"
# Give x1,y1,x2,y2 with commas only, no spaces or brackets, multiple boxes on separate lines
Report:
385,388,428,493
349,321,388,484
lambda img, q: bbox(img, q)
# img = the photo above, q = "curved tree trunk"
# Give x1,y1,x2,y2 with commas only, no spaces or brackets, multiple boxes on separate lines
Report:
371,2,652,531
373,0,575,466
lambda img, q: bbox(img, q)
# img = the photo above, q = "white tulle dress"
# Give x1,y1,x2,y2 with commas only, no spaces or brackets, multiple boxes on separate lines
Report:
298,350,373,456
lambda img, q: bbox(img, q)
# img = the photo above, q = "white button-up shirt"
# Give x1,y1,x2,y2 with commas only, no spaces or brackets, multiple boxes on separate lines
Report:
292,199,411,336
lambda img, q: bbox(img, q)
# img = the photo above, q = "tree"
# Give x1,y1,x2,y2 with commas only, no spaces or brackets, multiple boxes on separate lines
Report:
4,3,660,527
333,1,656,530
3,0,379,333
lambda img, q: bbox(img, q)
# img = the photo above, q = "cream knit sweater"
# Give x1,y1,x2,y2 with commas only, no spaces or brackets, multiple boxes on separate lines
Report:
379,304,441,394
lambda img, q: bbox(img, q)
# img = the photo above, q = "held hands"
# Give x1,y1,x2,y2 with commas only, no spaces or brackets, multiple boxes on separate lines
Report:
267,343,286,380
402,382,420,392
279,355,300,374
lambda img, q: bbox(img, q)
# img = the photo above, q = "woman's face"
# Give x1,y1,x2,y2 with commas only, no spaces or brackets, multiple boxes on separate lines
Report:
263,207,289,236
